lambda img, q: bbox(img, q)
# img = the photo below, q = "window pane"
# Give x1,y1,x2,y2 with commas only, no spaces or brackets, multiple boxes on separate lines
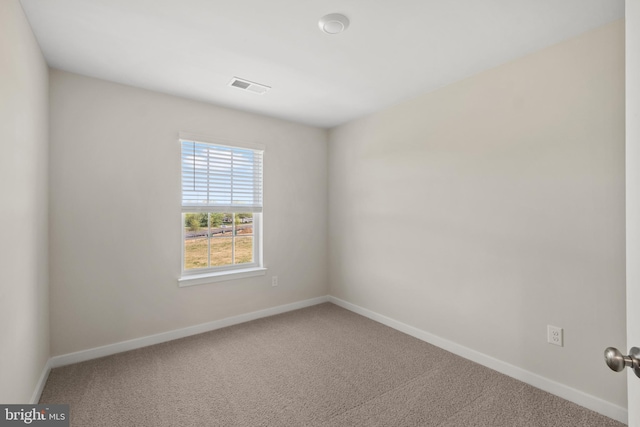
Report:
235,236,253,264
183,212,257,272
211,237,233,266
235,213,253,265
209,212,228,234
209,212,233,267
235,213,253,236
184,237,209,269
183,212,210,270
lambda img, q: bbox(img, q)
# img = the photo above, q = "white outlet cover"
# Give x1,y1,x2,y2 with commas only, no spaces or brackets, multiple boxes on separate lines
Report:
547,325,563,347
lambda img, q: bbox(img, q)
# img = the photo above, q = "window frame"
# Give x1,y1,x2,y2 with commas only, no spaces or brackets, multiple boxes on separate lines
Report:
178,133,266,287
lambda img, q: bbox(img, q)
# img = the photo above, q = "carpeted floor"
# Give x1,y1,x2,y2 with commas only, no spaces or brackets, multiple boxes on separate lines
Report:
40,303,624,426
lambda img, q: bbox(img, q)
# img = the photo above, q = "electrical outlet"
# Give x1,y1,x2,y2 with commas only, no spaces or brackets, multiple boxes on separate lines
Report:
547,325,563,347
272,276,278,287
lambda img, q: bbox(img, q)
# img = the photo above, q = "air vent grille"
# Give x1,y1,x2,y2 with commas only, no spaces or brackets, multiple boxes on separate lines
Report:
229,77,271,95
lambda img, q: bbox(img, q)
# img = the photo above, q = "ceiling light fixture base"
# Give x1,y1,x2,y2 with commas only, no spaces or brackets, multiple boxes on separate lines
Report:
319,14,350,35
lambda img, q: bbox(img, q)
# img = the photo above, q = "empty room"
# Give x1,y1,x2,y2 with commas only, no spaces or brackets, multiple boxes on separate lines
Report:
2,0,639,426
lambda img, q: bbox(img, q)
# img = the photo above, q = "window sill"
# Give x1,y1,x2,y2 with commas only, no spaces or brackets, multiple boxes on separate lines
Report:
178,267,267,287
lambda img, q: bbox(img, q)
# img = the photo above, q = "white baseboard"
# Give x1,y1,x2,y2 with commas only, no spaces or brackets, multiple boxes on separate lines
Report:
328,296,628,425
30,359,51,404
49,296,329,369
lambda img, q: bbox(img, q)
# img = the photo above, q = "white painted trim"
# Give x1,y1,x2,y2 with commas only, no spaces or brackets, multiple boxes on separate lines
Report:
178,267,267,287
328,296,628,425
50,296,329,368
178,132,265,151
30,359,51,404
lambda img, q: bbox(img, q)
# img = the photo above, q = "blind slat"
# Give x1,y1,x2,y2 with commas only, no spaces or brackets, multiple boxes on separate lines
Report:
181,139,263,212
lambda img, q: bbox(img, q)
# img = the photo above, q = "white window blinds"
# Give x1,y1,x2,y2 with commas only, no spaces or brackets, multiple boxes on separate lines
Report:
181,139,263,213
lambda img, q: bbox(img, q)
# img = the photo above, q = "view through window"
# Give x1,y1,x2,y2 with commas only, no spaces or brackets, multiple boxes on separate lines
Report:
183,212,255,269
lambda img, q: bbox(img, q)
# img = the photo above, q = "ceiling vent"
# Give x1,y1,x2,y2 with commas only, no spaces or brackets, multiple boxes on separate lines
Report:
229,77,271,95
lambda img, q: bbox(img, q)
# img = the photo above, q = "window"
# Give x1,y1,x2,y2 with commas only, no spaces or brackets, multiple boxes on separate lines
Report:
179,135,264,285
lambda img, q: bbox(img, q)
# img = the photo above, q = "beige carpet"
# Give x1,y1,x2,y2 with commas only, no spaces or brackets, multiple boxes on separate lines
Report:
40,303,623,426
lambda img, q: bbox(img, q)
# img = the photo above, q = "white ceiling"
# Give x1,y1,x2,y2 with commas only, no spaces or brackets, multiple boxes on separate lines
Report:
20,0,624,128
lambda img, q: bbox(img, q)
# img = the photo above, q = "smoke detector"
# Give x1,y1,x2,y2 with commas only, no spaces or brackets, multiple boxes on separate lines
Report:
319,13,350,35
228,77,271,95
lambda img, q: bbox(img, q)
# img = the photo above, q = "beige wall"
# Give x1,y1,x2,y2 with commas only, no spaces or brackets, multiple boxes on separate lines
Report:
49,70,328,356
328,20,627,407
0,0,50,403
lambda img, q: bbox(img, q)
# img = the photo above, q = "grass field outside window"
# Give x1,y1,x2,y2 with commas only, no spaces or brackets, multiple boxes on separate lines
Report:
183,212,255,270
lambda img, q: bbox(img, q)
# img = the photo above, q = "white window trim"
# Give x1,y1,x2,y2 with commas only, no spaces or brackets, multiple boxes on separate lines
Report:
178,131,265,152
178,133,265,286
178,267,268,287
